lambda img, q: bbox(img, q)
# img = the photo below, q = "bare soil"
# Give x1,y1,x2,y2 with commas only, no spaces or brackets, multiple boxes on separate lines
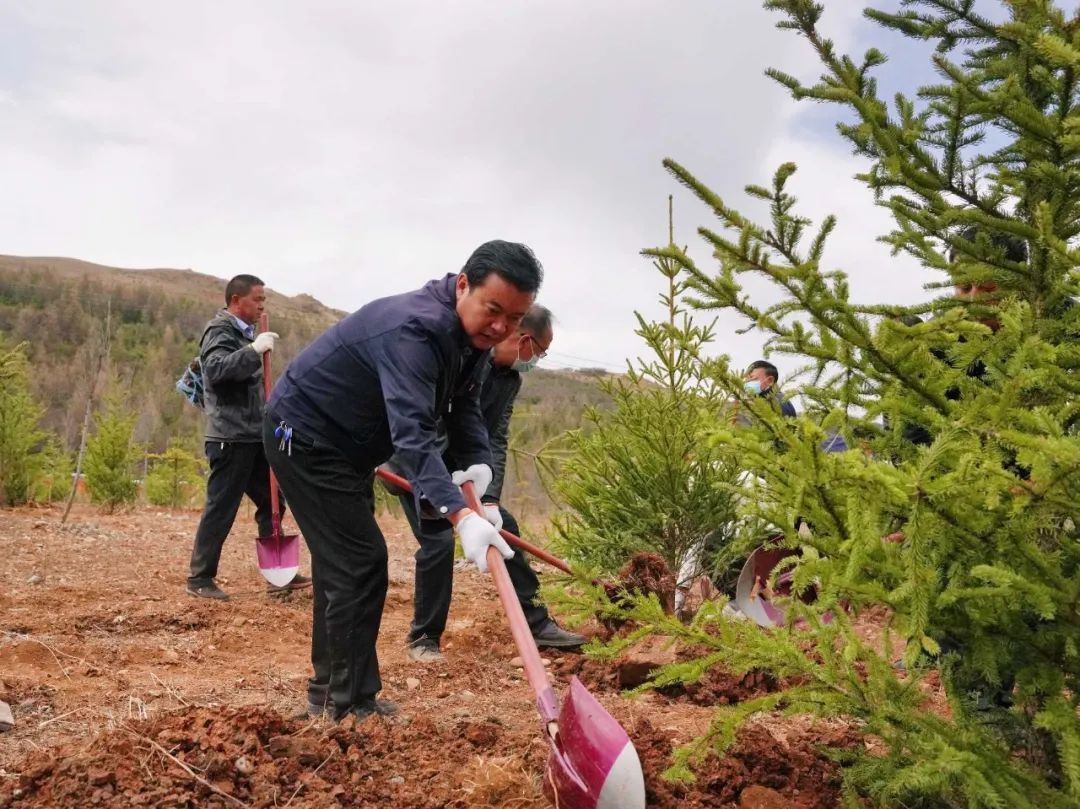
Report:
0,505,857,808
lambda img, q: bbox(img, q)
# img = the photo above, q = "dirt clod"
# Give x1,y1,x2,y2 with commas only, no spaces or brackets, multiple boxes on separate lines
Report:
608,551,677,614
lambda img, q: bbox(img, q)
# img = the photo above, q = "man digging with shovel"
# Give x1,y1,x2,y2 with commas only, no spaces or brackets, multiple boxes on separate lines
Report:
264,240,542,721
383,304,586,662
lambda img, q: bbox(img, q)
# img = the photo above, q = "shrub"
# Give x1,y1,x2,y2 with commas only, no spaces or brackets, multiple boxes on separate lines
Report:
551,214,740,582
84,396,141,512
0,341,47,506
145,443,205,508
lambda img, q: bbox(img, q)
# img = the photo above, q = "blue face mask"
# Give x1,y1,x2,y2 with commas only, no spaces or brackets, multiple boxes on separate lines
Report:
744,380,762,395
512,355,541,373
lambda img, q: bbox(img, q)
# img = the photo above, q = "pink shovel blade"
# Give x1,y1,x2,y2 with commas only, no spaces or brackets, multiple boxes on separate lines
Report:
255,533,300,588
545,677,646,809
735,546,833,628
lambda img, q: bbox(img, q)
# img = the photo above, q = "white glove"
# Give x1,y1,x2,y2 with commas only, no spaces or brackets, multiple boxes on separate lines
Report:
456,511,514,574
482,503,503,530
251,332,279,354
450,463,493,500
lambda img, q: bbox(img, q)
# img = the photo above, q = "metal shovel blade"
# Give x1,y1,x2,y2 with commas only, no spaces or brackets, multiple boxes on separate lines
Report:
255,532,300,587
734,545,832,628
545,677,646,809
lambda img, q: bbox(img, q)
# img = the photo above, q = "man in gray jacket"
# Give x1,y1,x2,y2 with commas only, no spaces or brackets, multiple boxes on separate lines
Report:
187,274,309,600
388,304,586,662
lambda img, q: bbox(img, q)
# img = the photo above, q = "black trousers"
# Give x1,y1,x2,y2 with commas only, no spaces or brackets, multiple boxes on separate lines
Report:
189,440,283,584
262,415,386,719
399,495,549,643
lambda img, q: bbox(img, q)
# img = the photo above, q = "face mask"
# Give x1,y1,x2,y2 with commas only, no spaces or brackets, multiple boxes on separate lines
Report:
512,355,540,373
744,380,762,395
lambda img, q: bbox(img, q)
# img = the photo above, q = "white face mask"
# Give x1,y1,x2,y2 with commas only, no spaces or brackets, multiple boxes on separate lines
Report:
512,355,540,373
744,379,763,395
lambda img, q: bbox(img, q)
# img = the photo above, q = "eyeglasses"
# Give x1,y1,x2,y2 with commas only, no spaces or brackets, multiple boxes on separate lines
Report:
522,333,549,359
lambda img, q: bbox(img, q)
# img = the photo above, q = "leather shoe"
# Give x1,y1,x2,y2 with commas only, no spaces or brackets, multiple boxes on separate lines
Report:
267,573,312,595
186,580,229,601
350,698,399,720
532,620,586,649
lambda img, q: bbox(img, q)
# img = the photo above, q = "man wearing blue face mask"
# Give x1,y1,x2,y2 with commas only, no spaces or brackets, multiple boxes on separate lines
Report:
744,360,797,418
383,304,586,663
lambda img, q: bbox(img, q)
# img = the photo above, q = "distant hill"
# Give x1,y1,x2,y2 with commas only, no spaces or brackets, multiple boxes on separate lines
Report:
0,256,610,515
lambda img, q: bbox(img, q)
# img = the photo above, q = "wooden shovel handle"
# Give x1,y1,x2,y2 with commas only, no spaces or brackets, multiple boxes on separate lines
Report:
461,481,560,724
259,313,283,539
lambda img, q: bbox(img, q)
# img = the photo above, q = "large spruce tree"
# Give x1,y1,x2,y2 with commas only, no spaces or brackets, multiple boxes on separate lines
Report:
604,2,1080,806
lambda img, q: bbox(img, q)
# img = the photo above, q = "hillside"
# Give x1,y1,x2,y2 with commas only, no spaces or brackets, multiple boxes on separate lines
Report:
0,256,610,514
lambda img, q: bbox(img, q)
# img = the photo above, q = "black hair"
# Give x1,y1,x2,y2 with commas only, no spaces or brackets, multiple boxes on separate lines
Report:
948,226,1028,265
461,240,543,294
225,274,265,306
520,304,554,338
747,360,779,383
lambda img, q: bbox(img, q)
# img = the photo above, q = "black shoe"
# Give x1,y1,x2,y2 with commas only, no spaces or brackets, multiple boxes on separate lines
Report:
186,580,229,601
349,698,399,721
305,699,332,719
532,620,586,649
406,636,445,663
267,573,313,595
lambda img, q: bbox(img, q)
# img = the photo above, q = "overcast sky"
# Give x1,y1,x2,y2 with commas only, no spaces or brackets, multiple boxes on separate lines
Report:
1,1,946,375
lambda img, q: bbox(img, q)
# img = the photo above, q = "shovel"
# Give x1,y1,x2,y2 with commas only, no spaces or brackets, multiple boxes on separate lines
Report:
734,542,833,628
379,467,646,809
254,313,300,587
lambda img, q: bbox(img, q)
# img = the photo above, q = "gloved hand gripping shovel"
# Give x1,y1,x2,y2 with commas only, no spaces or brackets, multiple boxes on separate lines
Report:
378,464,645,808
254,313,300,587
375,467,577,576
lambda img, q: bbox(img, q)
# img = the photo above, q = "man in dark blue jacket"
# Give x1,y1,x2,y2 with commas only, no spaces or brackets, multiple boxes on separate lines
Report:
264,240,542,721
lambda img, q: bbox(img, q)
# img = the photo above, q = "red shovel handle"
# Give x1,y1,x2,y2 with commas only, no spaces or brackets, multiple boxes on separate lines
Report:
460,481,560,726
374,466,573,575
259,313,283,539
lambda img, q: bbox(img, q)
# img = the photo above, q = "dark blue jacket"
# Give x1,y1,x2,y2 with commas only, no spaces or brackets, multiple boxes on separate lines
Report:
268,275,492,516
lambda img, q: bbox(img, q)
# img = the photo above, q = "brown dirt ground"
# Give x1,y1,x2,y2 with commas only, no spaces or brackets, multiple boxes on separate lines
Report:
0,504,860,808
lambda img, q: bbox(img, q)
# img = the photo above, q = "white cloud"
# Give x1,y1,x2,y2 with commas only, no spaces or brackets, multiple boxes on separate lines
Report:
0,1,907,373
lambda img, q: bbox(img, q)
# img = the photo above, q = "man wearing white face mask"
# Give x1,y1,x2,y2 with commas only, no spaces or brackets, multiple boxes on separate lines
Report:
384,304,586,663
743,360,797,418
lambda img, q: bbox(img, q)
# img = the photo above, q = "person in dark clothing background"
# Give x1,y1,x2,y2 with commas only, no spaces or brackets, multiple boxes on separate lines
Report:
745,360,797,418
265,240,542,722
385,304,586,663
187,274,310,601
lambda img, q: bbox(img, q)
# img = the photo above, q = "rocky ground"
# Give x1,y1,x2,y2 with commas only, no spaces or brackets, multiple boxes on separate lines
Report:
0,504,859,808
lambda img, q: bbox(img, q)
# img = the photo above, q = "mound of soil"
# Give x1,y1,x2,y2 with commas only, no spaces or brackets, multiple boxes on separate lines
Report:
661,667,783,707
2,706,533,809
634,716,858,808
602,552,677,619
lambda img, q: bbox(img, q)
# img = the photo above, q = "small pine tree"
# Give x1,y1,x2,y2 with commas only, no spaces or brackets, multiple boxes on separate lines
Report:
145,442,205,508
30,436,74,504
84,396,141,512
597,2,1080,807
551,202,740,581
0,341,47,506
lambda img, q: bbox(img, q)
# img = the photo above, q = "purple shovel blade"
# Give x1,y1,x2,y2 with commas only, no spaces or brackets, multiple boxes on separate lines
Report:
545,677,646,809
255,532,300,588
